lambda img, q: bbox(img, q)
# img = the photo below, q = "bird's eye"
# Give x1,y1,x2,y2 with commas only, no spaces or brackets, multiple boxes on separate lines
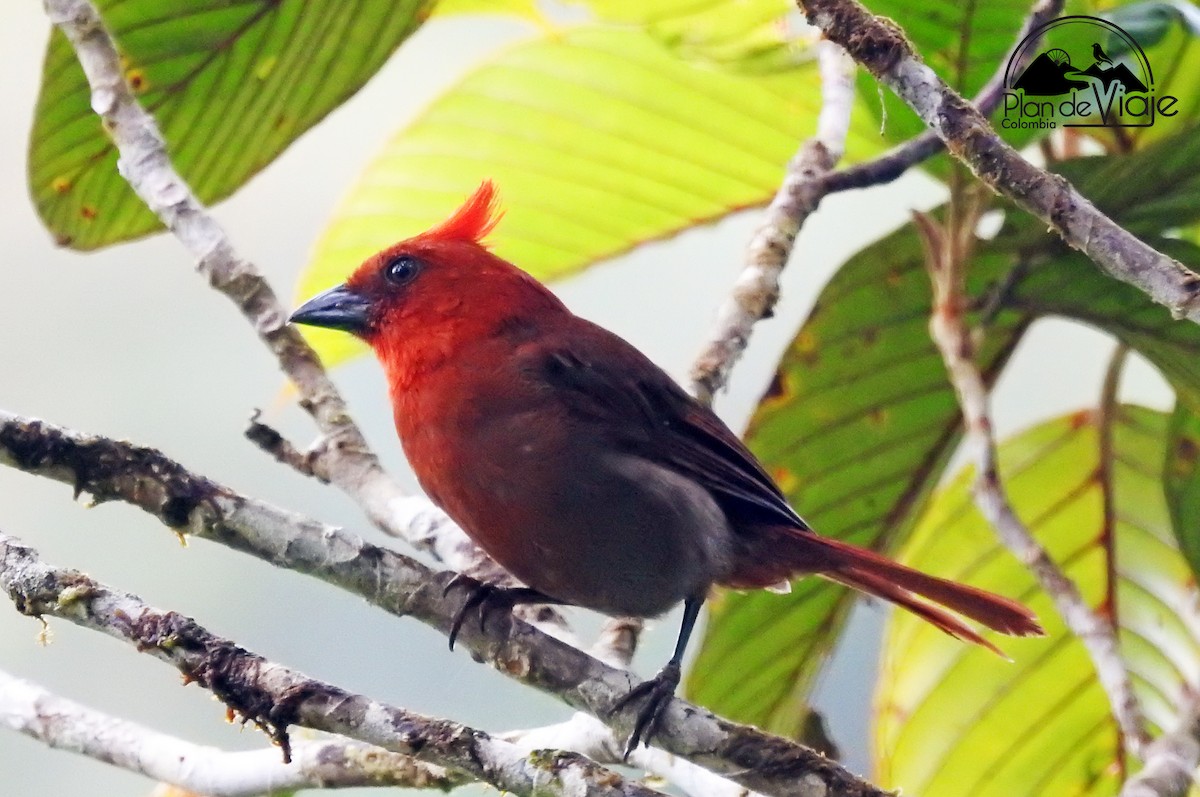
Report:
384,255,422,286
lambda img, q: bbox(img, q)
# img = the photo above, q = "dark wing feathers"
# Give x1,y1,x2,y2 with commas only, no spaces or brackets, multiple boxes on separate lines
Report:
531,328,809,533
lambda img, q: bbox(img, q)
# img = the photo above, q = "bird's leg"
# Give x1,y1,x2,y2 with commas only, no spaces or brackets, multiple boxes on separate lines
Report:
441,573,567,650
611,595,704,759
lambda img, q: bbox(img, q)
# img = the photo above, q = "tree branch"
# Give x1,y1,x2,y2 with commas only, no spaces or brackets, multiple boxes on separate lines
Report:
914,210,1149,754
0,669,462,796
0,409,887,797
0,533,675,797
797,0,1200,323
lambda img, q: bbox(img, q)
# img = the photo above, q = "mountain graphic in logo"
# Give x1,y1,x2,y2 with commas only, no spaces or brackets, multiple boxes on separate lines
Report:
1012,47,1149,96
1012,51,1088,95
1076,61,1148,92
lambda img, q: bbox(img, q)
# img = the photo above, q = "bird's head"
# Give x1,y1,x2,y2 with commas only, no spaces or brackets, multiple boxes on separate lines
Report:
290,181,566,382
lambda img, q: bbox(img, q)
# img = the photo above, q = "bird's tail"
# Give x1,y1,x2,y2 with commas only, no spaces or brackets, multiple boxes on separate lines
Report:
787,534,1044,655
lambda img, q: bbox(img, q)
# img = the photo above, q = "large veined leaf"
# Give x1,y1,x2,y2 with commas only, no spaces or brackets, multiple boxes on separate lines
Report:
30,0,432,250
685,226,1031,734
875,406,1200,796
688,124,1200,735
294,25,887,369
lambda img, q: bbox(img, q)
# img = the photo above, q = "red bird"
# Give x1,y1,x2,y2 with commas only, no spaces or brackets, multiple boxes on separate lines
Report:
291,182,1043,753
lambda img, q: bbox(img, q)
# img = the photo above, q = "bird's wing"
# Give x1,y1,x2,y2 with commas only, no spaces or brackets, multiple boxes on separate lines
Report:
523,321,810,532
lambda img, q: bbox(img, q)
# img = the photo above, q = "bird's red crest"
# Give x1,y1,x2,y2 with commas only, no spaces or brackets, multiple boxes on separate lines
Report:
420,180,503,245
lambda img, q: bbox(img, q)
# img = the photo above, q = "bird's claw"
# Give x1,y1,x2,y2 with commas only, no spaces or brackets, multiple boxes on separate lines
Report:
444,575,503,650
610,661,682,759
441,574,563,651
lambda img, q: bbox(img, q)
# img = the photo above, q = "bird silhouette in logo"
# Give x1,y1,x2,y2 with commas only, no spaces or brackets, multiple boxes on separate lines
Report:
1093,42,1114,67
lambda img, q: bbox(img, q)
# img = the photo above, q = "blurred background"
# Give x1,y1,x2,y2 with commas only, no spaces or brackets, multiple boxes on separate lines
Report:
0,4,1173,795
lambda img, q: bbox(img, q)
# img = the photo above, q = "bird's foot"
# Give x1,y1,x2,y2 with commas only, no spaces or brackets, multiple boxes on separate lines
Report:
441,574,562,651
610,661,682,759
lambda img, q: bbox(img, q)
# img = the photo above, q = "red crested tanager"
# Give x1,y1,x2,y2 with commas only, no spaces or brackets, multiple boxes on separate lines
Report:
291,182,1043,753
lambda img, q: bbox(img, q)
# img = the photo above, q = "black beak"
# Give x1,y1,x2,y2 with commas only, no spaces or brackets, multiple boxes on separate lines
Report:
290,284,372,335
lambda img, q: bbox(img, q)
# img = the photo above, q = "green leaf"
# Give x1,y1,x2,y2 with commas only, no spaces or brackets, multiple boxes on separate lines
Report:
1156,26,1200,127
875,406,1200,796
294,25,887,369
30,0,432,250
1103,0,1200,50
685,225,1030,734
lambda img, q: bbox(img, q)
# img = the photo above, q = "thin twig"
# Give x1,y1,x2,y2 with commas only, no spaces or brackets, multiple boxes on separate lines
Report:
913,210,1150,754
691,40,856,402
0,533,669,797
0,669,462,796
798,0,1200,324
245,410,328,482
0,409,889,797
